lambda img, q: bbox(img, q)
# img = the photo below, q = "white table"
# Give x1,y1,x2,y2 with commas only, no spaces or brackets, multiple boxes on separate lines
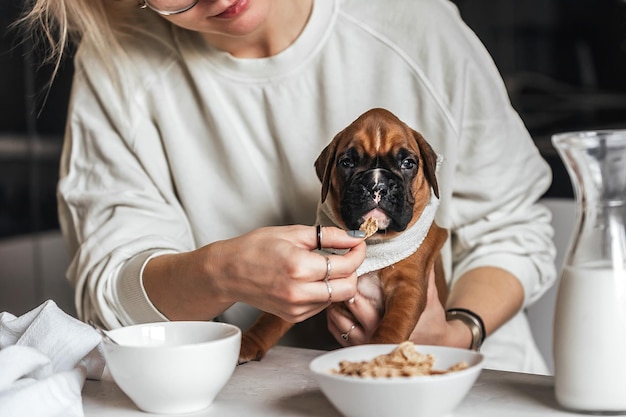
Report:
83,345,624,416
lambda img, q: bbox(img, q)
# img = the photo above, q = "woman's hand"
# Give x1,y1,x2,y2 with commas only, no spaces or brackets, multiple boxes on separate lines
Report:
327,267,467,347
143,225,366,323
326,283,381,346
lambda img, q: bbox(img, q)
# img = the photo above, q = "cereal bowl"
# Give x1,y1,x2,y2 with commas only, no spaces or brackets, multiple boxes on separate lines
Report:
101,321,241,415
309,344,484,417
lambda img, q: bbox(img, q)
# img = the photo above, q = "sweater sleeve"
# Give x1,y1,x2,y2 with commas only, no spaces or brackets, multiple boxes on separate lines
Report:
58,47,192,329
428,0,558,306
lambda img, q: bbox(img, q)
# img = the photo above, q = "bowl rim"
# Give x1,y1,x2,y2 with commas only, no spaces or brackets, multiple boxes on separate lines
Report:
102,320,241,350
309,343,484,384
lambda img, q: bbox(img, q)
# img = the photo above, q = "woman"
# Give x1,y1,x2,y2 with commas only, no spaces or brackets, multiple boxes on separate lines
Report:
19,0,556,373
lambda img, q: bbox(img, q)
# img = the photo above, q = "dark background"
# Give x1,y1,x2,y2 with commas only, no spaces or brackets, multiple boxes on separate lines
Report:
2,0,626,239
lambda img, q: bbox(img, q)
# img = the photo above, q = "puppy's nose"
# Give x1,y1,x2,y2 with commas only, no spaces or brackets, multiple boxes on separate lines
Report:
363,169,392,202
370,182,388,204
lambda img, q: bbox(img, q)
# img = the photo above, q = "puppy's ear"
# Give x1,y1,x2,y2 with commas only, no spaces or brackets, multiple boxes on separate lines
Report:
314,138,338,203
412,129,440,199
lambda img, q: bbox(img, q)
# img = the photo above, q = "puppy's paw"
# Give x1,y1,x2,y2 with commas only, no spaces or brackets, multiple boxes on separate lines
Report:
238,334,267,365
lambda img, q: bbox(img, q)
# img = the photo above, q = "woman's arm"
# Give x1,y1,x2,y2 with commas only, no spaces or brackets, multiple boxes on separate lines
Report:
143,225,367,323
408,266,524,349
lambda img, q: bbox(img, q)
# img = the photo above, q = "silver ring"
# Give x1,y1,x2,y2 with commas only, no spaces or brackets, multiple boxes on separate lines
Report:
341,324,356,341
316,225,323,250
324,256,332,304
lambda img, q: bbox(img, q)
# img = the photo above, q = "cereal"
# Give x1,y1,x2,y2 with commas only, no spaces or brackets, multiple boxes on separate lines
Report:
359,217,379,238
332,341,468,378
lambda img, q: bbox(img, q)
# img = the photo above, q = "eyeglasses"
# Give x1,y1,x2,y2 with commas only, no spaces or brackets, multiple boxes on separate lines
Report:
140,0,199,16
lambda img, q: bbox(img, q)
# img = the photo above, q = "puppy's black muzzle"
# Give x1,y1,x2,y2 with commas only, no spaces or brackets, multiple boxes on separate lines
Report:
340,168,413,232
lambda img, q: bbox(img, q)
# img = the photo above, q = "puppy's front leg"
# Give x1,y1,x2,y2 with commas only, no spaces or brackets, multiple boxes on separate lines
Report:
371,223,448,343
370,264,427,343
239,313,294,364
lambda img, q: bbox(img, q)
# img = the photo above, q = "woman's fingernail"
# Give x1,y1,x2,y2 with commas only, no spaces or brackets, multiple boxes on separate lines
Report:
347,230,366,238
348,297,355,304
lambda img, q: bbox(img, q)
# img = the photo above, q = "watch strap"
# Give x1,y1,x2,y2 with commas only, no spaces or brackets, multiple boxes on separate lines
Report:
446,308,486,351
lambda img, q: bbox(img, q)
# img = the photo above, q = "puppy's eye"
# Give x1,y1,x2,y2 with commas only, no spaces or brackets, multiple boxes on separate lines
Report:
339,157,354,168
401,158,417,170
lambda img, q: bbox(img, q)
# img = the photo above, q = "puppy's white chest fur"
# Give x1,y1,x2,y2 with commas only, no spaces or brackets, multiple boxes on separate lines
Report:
357,271,385,316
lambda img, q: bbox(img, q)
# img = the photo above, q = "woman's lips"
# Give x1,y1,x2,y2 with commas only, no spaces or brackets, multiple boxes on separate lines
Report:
215,0,250,19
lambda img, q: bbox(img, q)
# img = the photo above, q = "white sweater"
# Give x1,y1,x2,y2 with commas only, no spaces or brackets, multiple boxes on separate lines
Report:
59,0,556,373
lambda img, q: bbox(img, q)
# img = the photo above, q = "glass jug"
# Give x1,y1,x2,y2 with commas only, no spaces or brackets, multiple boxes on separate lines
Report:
552,130,626,413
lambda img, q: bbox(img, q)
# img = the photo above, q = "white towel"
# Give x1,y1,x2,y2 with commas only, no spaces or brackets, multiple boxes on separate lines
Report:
0,300,105,417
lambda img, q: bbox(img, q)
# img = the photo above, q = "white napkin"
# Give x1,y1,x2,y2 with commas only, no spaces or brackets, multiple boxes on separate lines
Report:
0,300,105,417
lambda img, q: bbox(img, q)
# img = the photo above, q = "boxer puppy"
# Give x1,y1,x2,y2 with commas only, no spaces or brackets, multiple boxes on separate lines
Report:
238,108,448,363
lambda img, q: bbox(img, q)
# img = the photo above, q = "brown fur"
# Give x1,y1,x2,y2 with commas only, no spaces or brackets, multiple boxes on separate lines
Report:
239,108,448,363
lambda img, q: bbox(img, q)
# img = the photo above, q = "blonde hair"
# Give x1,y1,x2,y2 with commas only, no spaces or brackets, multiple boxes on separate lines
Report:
16,0,139,83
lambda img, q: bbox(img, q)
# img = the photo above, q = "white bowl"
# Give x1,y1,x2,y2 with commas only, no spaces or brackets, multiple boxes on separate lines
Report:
101,321,241,414
310,344,484,417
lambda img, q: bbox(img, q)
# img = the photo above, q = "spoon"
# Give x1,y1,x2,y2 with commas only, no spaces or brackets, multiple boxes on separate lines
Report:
88,319,120,345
